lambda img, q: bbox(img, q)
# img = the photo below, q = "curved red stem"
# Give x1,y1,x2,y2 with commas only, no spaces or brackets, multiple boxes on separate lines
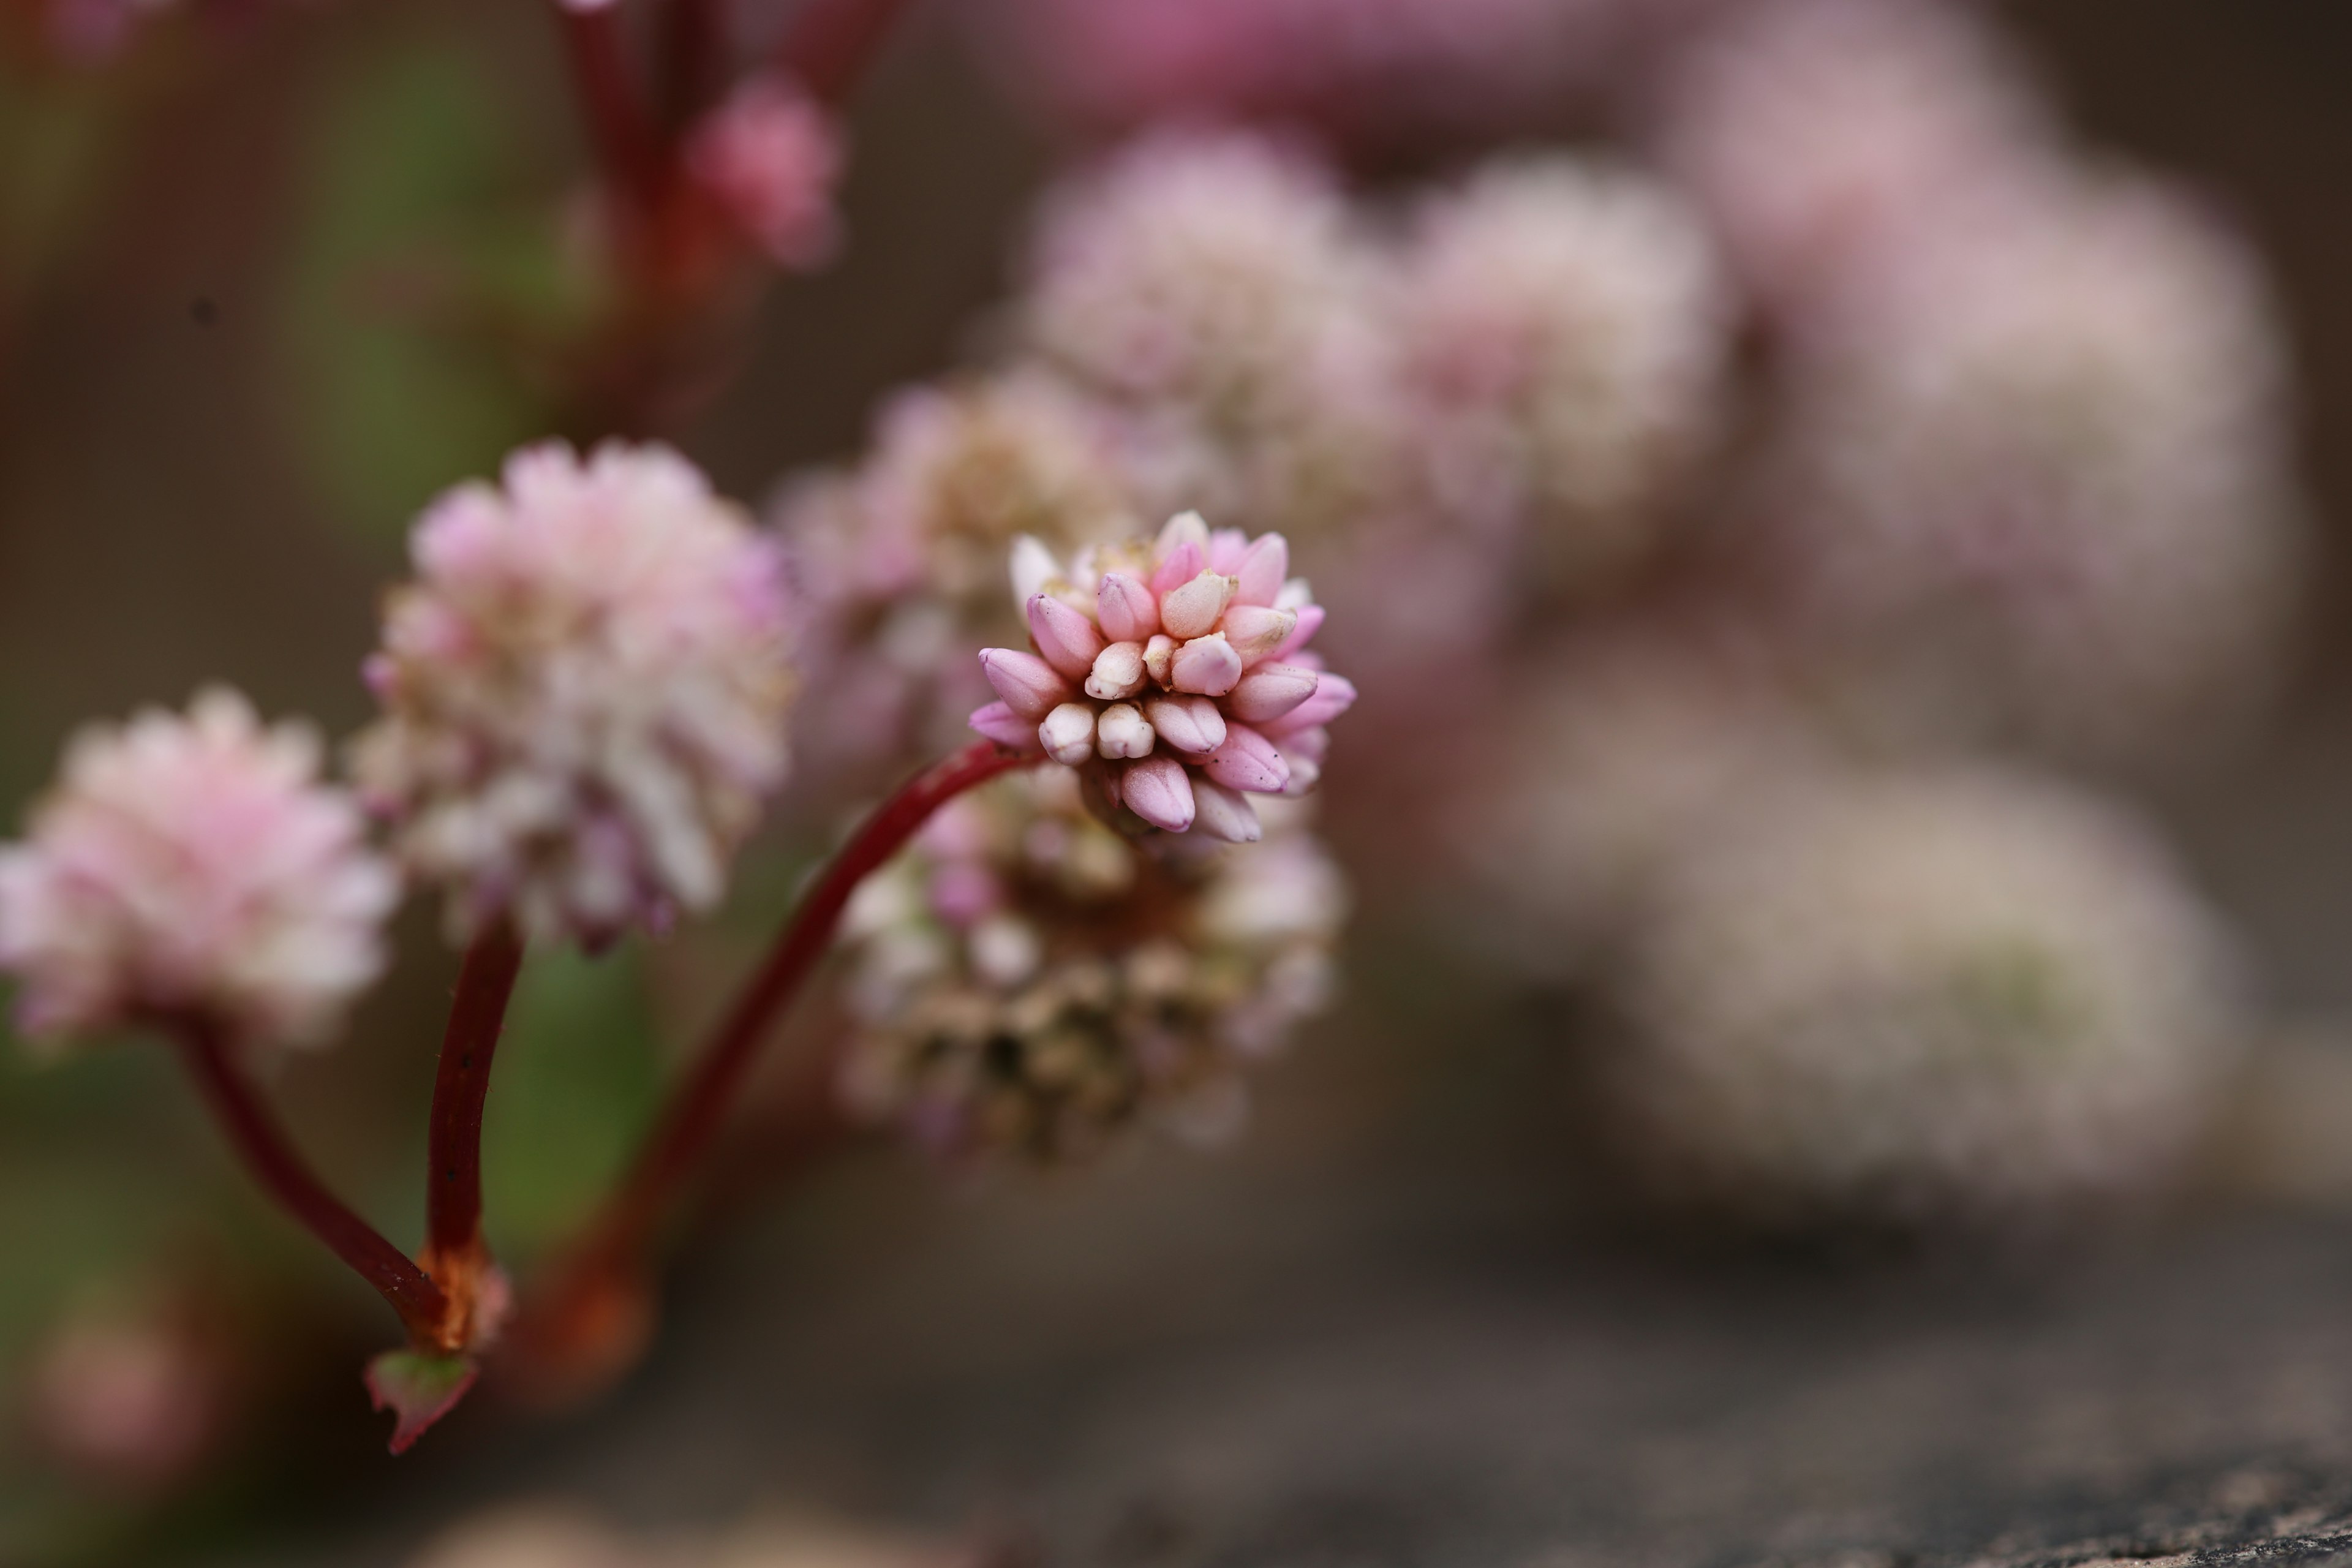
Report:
424,918,526,1268
172,1019,451,1348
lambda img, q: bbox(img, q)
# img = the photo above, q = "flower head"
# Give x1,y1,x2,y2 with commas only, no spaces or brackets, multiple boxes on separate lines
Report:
839,767,1345,1163
1390,154,1728,582
969,511,1353,841
0,689,397,1049
352,441,797,947
682,74,845,271
1606,764,2244,1227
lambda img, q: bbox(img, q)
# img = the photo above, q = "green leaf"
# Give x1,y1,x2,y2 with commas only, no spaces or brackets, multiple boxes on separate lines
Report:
363,1349,478,1455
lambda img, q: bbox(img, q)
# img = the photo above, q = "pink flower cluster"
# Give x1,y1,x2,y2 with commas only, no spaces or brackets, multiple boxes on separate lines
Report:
682,74,846,273
351,442,797,947
0,690,398,1049
970,513,1352,842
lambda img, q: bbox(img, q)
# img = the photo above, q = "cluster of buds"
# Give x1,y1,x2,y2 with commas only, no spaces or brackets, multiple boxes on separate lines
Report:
0,689,398,1051
969,512,1354,842
350,441,797,948
838,767,1345,1164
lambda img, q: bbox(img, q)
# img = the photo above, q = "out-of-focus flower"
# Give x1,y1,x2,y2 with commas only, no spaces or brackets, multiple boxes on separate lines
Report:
0,689,396,1050
408,1506,650,1568
967,0,1716,151
838,767,1345,1163
1389,155,1728,586
407,1504,970,1568
1755,172,2302,764
1020,129,1368,426
352,441,796,948
29,1290,230,1486
1649,0,2054,312
683,74,846,272
1605,764,2245,1227
1459,626,1824,978
970,511,1354,840
777,371,1149,787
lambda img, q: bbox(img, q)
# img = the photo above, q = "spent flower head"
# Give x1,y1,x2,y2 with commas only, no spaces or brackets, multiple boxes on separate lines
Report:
839,767,1345,1163
0,688,398,1050
969,511,1354,842
352,440,797,948
1607,764,2244,1227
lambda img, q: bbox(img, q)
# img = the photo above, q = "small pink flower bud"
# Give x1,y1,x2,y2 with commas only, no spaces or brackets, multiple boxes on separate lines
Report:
1270,603,1325,662
1157,508,1212,560
1120,755,1196,832
1260,671,1357,734
1096,572,1162,642
979,647,1076,721
1234,533,1290,608
1170,633,1244,696
1150,540,1206,597
1144,633,1178,685
968,701,1042,752
1227,663,1321,725
1220,604,1298,665
1190,779,1264,844
1039,703,1098,766
1144,695,1227,755
1027,593,1106,678
1204,725,1292,794
1208,527,1251,574
1085,641,1148,701
1009,535,1061,612
1097,702,1156,758
1159,570,1236,641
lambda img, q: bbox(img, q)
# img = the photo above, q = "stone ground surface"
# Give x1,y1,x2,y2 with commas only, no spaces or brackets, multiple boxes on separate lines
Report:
251,1109,2352,1568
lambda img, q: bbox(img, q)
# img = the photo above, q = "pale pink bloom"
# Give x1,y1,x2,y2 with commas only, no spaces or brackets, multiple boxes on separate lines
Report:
1606,764,2245,1229
0,690,396,1050
1755,171,2302,765
970,512,1354,842
838,767,1345,1164
683,74,846,271
1020,129,1367,421
1389,154,1729,583
967,0,1715,150
352,441,796,947
1649,0,2055,314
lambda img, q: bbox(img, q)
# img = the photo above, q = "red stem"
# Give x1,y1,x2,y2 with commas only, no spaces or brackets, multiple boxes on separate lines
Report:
172,1019,450,1348
568,740,1028,1272
657,0,729,126
556,1,670,214
776,0,920,106
424,918,526,1263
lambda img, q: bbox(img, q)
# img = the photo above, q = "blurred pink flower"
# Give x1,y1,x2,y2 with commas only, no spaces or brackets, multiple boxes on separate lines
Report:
30,1291,230,1487
1649,0,2054,314
1389,153,1728,582
352,441,797,947
0,689,396,1050
683,74,846,272
970,511,1353,841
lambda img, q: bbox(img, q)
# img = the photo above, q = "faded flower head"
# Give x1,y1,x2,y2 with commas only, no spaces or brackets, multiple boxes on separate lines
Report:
1020,128,1368,424
0,689,397,1050
1758,171,2302,763
352,441,796,948
969,511,1354,842
683,74,845,271
777,371,1150,786
1650,0,2054,312
1390,154,1728,582
839,767,1345,1163
1606,764,2244,1227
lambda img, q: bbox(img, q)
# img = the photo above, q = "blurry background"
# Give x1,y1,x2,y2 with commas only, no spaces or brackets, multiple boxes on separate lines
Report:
7,2,2352,1565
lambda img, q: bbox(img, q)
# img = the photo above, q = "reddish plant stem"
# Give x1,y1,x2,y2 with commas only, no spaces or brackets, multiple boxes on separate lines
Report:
556,1,670,216
776,0,920,106
424,918,526,1265
657,0,729,126
172,1018,451,1348
559,741,1028,1279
